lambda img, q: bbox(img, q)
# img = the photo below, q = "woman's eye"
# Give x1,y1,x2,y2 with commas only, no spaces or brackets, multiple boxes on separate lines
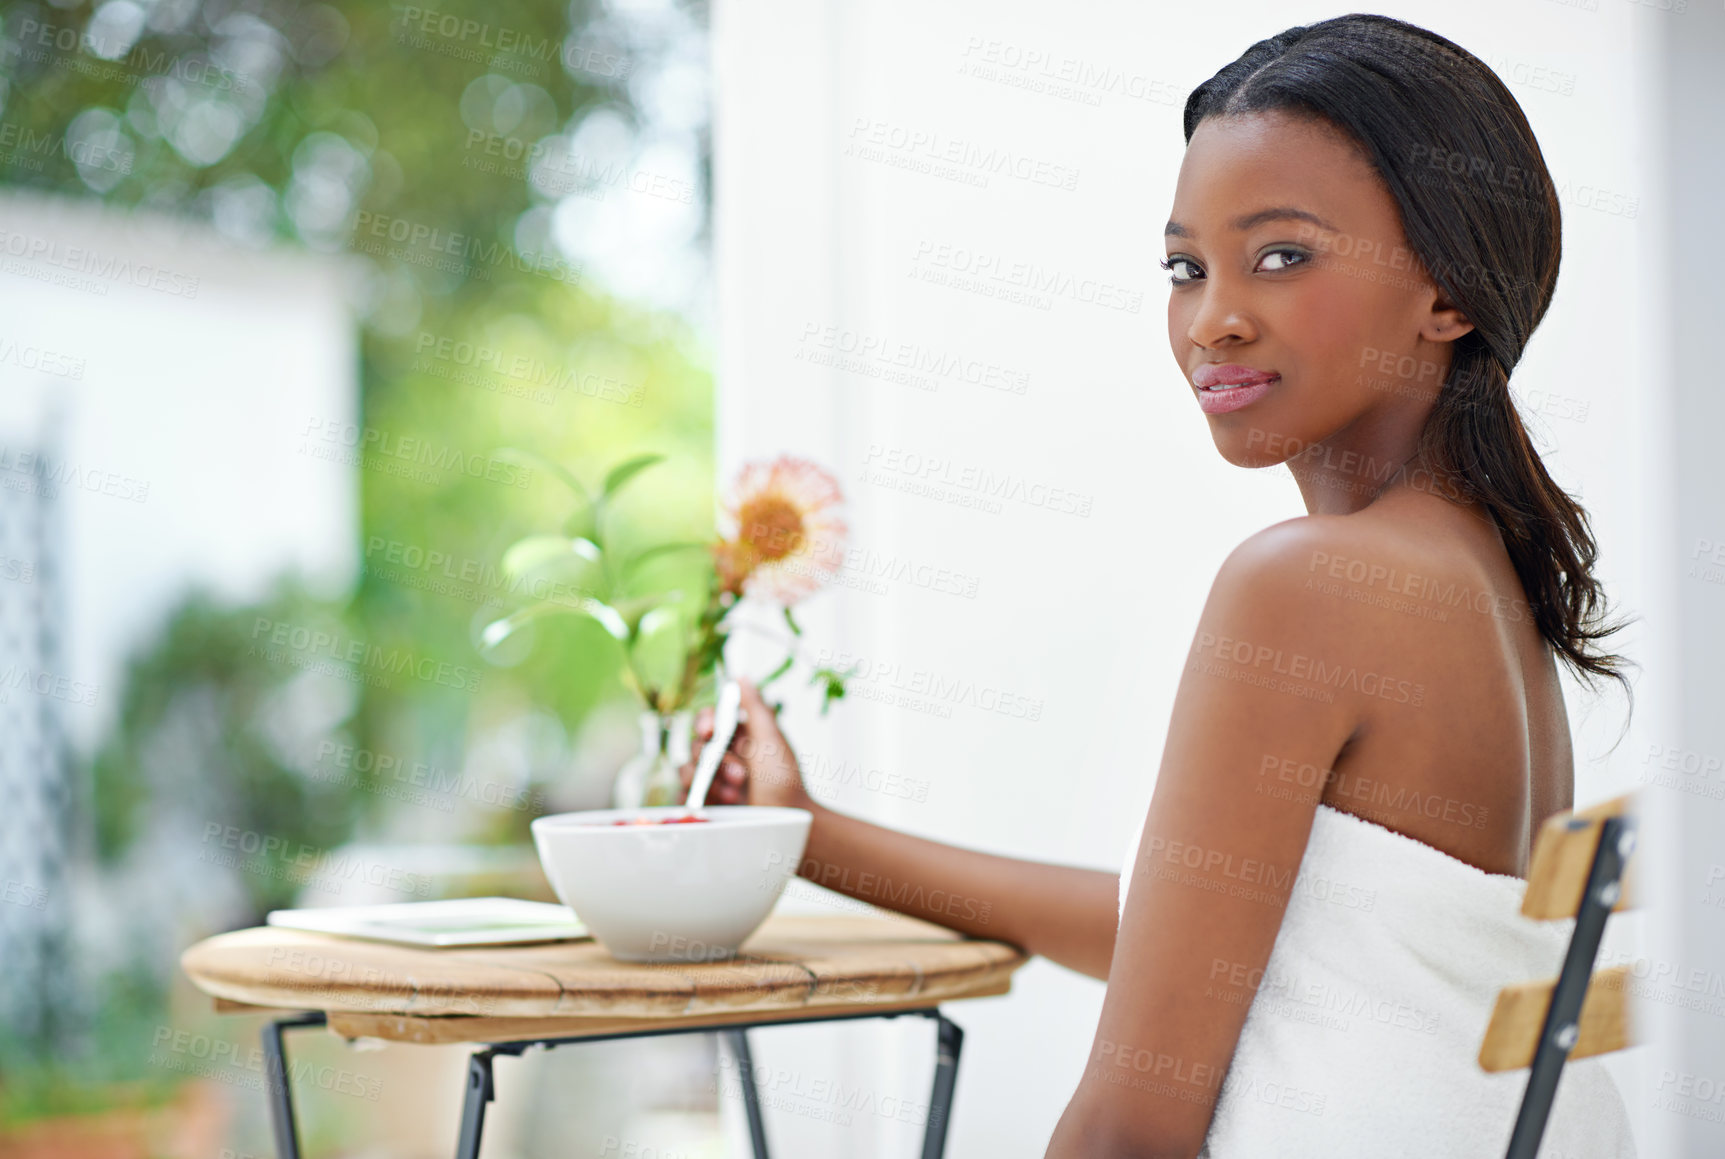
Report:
1256,248,1309,272
1160,257,1203,284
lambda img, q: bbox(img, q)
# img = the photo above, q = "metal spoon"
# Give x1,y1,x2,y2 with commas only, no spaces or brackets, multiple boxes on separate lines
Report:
685,679,743,811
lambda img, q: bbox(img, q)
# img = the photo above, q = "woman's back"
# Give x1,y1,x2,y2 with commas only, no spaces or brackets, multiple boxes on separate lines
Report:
1300,483,1574,877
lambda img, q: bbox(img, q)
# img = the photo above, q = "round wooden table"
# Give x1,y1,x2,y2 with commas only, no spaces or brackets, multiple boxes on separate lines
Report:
181,911,1028,1159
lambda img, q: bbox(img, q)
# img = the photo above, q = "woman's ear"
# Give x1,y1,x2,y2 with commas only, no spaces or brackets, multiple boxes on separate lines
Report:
1421,290,1475,345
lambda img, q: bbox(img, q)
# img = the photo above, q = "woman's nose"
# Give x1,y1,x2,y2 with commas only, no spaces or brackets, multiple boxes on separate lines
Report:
1186,280,1259,349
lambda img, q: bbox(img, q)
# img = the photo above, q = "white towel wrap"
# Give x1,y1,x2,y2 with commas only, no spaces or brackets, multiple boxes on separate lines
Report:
1117,802,1637,1157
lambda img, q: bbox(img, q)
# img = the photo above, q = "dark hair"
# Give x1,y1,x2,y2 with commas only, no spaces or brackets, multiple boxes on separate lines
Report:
1186,13,1633,699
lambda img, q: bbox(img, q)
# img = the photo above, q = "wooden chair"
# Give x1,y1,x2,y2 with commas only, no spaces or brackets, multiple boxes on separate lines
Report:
1478,794,1639,1159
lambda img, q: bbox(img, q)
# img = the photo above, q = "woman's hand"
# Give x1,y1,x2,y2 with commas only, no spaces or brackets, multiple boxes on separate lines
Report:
678,679,814,811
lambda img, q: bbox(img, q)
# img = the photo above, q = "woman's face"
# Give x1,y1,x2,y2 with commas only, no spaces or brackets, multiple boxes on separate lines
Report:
1165,110,1464,468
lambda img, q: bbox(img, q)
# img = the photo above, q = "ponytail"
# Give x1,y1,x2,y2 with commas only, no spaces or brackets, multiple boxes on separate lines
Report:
1421,348,1632,694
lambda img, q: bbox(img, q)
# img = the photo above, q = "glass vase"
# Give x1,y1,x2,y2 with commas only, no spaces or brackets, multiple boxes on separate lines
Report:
612,710,693,809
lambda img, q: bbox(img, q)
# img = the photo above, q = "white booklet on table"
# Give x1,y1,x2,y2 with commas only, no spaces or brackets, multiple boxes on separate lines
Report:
266,897,588,948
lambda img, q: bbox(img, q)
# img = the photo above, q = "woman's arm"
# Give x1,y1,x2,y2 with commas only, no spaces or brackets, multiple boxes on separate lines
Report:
1045,521,1377,1158
688,681,1121,980
797,799,1121,980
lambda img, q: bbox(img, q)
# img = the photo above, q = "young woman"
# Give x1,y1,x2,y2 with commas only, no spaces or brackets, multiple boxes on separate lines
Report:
685,15,1635,1158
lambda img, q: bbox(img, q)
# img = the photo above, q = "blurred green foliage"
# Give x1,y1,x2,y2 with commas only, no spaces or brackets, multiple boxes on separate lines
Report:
0,959,179,1128
88,582,358,893
0,0,715,832
0,0,715,1115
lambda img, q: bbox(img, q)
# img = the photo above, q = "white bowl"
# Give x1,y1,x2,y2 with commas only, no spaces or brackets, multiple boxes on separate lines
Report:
530,806,813,962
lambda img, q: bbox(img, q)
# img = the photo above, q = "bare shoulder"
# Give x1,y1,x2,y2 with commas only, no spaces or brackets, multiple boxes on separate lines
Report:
1195,501,1510,718
1213,502,1501,625
1213,513,1362,594
1209,511,1427,617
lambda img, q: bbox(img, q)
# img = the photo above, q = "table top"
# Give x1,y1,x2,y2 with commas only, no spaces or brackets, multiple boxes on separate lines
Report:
181,912,1029,1046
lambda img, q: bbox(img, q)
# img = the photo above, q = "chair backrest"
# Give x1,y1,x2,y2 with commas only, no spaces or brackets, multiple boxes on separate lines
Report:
1477,794,1639,1159
1519,793,1639,921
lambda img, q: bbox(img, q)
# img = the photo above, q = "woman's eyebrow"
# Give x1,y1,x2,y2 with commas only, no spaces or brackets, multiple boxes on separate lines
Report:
1233,206,1339,233
1164,207,1340,237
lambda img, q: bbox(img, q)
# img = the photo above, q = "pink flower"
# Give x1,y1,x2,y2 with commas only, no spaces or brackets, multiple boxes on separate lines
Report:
717,456,848,603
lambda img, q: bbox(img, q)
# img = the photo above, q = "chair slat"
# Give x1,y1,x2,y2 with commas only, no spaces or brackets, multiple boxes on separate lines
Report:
1521,794,1638,920
1478,964,1634,1072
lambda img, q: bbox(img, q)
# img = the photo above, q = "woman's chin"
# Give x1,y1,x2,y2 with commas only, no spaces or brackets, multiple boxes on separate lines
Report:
1210,435,1290,471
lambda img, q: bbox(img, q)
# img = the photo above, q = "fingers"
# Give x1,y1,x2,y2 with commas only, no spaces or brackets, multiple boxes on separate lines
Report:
690,753,744,805
679,711,746,804
736,680,786,745
684,706,719,786
677,683,787,808
710,752,747,804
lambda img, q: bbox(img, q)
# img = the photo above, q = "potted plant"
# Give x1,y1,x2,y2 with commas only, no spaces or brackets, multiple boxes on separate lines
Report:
480,453,854,807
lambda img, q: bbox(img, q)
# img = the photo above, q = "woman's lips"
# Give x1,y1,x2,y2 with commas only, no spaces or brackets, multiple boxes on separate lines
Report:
1192,363,1280,415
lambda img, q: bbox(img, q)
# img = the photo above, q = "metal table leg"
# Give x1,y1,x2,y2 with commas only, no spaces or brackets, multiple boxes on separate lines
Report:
921,1011,965,1159
455,1049,501,1159
261,1012,327,1159
257,1004,964,1159
723,1029,772,1158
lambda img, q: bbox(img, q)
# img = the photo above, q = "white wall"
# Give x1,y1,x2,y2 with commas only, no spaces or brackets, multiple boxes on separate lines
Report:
0,189,359,753
715,1,1706,1155
1647,3,1725,1154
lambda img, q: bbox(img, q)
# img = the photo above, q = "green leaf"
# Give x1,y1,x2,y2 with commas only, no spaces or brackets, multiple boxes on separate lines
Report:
602,453,665,498
611,591,687,636
783,606,802,637
620,540,711,584
501,535,602,579
630,604,688,699
811,665,850,716
478,598,629,658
